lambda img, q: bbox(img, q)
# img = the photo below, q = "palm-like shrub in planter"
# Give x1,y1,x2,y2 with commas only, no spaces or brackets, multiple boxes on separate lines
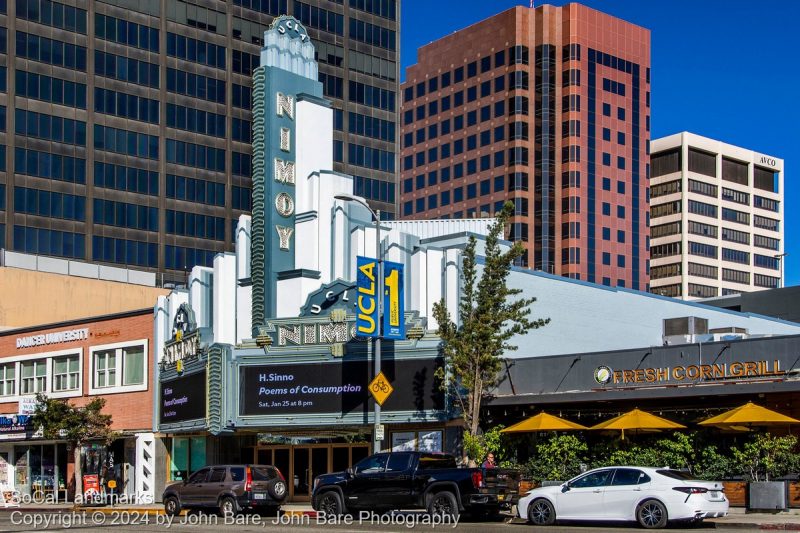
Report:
731,433,800,510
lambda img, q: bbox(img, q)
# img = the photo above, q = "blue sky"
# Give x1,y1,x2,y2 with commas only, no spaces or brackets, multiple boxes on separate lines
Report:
400,0,799,285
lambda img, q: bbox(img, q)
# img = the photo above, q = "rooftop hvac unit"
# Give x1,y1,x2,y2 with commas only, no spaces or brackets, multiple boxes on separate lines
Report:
663,317,709,337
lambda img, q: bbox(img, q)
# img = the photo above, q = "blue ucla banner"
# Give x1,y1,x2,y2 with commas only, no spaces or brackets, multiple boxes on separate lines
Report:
356,256,379,338
382,261,405,340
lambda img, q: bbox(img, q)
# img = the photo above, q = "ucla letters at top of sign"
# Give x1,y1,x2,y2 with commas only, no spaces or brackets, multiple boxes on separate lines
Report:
356,256,379,338
383,260,405,340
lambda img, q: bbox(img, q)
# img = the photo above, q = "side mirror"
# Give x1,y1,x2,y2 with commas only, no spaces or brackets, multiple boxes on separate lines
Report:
561,483,570,493
346,467,354,477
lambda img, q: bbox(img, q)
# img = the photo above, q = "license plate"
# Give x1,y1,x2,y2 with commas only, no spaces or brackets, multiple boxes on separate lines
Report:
710,491,720,499
253,493,266,500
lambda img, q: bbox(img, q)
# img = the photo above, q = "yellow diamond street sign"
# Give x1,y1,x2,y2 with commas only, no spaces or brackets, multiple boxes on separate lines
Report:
369,371,394,406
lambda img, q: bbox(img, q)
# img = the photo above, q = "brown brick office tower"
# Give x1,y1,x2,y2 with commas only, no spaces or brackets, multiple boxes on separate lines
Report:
400,4,650,289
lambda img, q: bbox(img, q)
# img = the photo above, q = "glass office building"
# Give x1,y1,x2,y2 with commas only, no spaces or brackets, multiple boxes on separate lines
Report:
0,0,398,282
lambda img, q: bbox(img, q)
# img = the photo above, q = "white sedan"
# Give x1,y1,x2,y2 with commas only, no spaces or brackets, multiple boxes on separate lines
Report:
517,466,728,529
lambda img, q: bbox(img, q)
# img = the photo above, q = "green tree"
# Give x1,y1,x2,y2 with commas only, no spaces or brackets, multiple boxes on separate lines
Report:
433,202,549,463
731,433,799,482
526,434,588,482
31,393,116,499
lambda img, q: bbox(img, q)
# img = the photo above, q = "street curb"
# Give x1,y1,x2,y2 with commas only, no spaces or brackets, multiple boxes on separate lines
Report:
710,522,800,530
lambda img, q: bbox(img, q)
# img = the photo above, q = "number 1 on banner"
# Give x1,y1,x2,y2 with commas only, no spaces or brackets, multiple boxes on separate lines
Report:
382,261,405,340
384,268,399,327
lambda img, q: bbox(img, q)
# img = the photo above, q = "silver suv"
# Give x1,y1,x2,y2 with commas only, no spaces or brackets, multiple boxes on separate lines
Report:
163,465,287,516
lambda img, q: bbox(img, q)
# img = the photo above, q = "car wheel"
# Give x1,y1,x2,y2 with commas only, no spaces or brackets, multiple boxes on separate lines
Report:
317,491,344,516
267,478,288,501
427,491,460,520
219,496,238,517
164,496,181,516
528,498,556,526
637,499,668,529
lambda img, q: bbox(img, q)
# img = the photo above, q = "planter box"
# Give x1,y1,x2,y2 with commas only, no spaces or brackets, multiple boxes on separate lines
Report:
749,481,787,511
723,481,747,507
788,482,800,508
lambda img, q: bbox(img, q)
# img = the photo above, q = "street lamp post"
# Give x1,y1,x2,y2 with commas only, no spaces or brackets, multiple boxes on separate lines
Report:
335,193,383,453
775,253,788,288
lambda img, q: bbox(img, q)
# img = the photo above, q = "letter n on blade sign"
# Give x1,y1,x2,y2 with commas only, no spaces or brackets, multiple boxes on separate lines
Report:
356,256,379,338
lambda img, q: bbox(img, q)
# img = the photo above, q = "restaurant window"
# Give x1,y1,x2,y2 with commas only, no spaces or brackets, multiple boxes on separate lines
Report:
0,364,15,396
52,355,80,392
21,360,47,395
91,342,147,392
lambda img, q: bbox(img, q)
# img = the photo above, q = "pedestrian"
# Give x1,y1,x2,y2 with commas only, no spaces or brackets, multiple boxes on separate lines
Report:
482,453,496,469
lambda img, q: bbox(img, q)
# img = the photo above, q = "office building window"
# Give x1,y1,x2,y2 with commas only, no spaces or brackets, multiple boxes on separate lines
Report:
688,200,717,218
688,283,717,298
167,32,225,70
651,242,681,259
16,32,87,71
95,51,159,87
688,220,718,238
754,166,779,193
688,262,717,279
14,225,85,259
97,14,159,52
651,263,681,280
688,179,717,197
650,221,681,239
722,248,749,265
721,187,749,205
721,227,749,245
15,70,86,108
754,274,780,289
15,109,86,146
52,355,80,392
688,148,716,177
690,241,718,259
754,215,779,231
96,125,158,159
0,364,15,397
651,148,681,177
721,207,749,225
166,139,224,171
15,148,86,184
754,254,779,270
21,360,47,395
15,187,86,221
95,88,159,124
754,196,779,212
167,68,225,103
18,0,87,33
721,157,748,185
754,234,780,251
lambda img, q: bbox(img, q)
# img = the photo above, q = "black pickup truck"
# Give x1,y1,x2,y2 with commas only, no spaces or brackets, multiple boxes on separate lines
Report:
311,451,520,519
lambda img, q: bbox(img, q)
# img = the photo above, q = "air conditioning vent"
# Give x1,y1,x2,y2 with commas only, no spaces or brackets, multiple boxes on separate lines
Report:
663,317,709,337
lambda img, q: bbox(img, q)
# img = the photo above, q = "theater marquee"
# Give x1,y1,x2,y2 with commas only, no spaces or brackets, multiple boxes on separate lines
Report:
594,359,785,385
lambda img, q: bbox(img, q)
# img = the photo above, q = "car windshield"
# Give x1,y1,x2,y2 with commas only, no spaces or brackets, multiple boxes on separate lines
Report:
656,469,697,480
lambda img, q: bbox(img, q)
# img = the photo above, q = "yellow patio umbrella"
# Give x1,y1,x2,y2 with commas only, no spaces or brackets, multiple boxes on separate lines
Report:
590,408,686,440
698,402,800,428
501,412,588,433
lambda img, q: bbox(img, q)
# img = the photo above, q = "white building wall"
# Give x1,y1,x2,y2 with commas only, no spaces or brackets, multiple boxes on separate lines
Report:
212,254,236,345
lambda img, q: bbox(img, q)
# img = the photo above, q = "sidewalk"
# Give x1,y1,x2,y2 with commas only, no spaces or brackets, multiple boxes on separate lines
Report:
709,507,800,530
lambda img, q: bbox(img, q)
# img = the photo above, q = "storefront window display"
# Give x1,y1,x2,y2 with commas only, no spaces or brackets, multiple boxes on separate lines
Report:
169,436,206,481
13,444,68,499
